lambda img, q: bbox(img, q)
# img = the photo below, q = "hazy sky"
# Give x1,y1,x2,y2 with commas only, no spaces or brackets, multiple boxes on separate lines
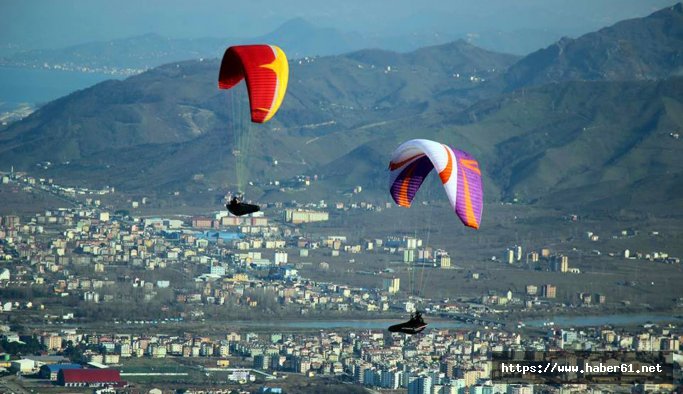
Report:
0,0,678,50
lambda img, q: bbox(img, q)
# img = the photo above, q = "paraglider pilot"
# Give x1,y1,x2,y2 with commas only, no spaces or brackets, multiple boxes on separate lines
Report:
388,310,428,335
226,195,260,217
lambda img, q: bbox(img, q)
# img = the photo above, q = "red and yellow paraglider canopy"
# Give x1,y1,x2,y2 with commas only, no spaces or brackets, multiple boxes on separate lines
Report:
218,44,289,123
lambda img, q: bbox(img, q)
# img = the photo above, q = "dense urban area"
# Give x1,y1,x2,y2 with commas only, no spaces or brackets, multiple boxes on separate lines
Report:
0,168,680,394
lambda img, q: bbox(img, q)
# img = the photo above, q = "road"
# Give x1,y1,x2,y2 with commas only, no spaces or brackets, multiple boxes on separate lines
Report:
0,375,32,394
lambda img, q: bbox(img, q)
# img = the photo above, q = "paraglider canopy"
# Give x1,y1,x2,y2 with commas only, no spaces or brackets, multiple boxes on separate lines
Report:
218,44,289,123
388,139,484,229
217,44,289,213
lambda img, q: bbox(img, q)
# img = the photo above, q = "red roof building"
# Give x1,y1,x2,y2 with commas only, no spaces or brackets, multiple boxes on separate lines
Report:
57,368,121,387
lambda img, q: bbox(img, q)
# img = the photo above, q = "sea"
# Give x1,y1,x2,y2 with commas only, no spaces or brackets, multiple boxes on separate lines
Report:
0,66,123,111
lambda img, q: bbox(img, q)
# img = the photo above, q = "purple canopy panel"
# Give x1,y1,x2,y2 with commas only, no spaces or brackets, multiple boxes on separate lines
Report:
452,148,483,229
390,156,435,207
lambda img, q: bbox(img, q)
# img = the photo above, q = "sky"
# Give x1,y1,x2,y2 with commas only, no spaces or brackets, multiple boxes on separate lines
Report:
0,0,678,51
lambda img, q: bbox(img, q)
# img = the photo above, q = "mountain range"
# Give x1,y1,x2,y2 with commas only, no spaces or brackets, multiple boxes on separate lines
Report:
1,3,682,214
1,18,496,72
504,3,683,88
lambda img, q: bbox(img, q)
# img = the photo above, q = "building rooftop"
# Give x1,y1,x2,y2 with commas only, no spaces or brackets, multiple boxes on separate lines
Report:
42,363,82,373
59,368,120,383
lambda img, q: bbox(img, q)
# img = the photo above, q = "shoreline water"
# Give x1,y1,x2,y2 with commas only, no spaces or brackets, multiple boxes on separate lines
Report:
221,312,682,330
0,65,122,109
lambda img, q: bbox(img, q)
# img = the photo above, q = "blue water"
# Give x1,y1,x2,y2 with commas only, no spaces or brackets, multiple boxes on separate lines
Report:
524,313,682,328
233,319,469,330
0,66,121,108
227,314,682,330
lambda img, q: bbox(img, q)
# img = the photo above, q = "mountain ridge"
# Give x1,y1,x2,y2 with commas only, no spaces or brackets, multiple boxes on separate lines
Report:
504,2,683,89
1,5,682,213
